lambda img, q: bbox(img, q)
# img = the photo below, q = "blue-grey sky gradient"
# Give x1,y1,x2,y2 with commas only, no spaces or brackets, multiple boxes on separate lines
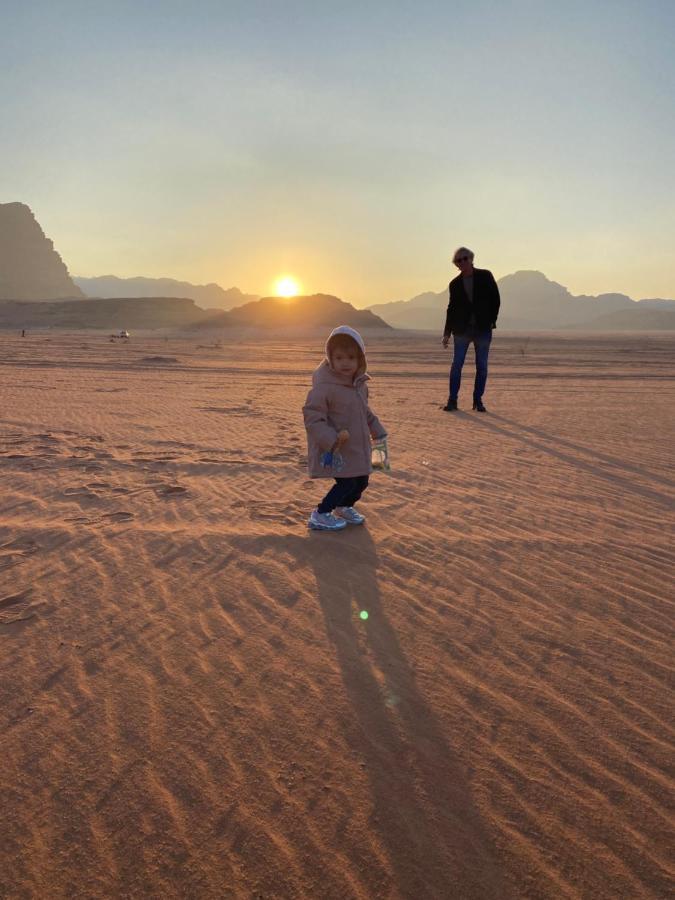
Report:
1,0,674,303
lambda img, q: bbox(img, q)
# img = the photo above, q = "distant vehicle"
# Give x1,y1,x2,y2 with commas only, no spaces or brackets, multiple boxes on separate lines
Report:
118,330,130,339
109,330,130,341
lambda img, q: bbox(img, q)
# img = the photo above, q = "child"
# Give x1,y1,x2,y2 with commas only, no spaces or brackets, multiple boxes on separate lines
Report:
303,325,387,531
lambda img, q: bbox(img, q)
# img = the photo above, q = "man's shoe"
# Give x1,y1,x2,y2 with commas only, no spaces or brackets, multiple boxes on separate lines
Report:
308,510,347,531
443,399,458,411
335,506,365,525
472,399,487,412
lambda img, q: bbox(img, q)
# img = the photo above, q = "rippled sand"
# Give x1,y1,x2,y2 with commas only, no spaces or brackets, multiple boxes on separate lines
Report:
1,331,673,899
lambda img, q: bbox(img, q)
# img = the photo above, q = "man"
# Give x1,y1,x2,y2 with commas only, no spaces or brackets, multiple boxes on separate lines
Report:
442,246,500,412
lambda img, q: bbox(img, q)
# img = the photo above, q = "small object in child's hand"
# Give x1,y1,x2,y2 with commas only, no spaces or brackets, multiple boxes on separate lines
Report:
321,449,345,472
371,436,391,472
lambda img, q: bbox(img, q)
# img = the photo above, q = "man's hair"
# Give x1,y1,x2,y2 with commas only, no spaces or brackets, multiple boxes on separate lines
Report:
452,246,474,264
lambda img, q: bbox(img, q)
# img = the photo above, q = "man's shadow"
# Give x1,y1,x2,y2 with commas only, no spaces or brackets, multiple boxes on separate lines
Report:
238,528,507,899
470,412,674,507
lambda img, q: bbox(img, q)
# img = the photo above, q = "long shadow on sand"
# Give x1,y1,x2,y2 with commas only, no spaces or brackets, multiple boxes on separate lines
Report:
242,528,508,899
467,412,674,507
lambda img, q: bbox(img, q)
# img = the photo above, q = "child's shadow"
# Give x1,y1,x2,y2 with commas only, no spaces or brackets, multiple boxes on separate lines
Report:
238,528,507,899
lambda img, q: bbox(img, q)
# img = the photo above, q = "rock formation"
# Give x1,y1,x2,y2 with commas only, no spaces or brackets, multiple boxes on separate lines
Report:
0,202,84,300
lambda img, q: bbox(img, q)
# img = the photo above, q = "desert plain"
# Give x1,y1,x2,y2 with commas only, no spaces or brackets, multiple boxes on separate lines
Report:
0,330,673,899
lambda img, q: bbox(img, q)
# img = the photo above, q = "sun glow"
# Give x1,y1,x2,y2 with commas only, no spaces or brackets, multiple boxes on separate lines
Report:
275,276,301,298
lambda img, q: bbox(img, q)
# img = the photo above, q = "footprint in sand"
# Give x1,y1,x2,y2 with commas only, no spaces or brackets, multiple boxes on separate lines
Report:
0,590,32,611
0,590,45,634
65,510,135,527
100,511,135,523
0,539,39,570
156,485,188,497
243,501,297,524
64,486,98,499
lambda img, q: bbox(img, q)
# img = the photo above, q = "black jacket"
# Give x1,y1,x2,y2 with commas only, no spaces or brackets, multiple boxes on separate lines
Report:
443,268,500,335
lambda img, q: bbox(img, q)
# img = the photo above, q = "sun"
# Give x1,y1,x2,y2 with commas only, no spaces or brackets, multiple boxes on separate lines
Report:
274,276,301,298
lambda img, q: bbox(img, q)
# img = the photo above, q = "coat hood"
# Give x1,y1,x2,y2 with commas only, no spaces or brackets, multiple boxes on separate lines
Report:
324,325,368,379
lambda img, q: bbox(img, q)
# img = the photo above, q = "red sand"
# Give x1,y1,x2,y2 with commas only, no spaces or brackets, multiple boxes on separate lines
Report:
1,332,673,899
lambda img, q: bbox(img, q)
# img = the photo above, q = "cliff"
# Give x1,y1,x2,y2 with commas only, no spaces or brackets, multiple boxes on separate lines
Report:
0,202,84,300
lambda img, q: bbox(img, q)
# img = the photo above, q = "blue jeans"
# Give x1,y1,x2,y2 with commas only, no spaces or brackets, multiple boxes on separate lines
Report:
449,328,492,402
318,476,369,513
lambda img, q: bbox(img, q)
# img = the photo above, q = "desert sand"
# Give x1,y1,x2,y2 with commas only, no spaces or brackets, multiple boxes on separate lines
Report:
1,331,673,899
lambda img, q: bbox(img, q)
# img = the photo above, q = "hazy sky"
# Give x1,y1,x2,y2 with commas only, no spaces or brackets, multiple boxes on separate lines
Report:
2,0,674,305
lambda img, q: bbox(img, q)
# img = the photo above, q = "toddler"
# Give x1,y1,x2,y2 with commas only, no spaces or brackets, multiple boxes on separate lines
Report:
303,326,386,531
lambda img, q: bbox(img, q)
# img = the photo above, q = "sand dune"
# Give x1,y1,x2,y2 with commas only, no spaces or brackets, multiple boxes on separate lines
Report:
1,332,673,899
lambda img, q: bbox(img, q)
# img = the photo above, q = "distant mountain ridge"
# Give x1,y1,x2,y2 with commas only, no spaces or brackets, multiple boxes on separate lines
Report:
369,271,675,331
3,202,674,332
74,275,257,310
0,293,391,332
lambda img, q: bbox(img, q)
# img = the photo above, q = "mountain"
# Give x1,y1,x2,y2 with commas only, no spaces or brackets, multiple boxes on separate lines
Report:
74,275,257,310
368,292,445,330
0,293,391,332
0,202,84,300
368,271,675,331
0,297,208,330
636,298,675,309
497,272,634,329
197,294,392,331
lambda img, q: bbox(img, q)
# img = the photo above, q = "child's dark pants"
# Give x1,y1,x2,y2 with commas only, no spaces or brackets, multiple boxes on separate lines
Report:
317,475,369,513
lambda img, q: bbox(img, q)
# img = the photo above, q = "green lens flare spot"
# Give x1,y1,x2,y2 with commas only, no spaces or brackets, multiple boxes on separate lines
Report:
359,610,369,621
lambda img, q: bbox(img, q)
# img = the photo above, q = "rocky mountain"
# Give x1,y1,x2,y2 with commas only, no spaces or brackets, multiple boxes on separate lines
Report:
497,272,635,329
196,294,392,331
0,202,84,300
368,292,445,330
368,271,675,331
74,275,257,310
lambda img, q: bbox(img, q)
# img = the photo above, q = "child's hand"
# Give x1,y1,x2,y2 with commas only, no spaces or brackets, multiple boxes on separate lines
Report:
336,429,349,446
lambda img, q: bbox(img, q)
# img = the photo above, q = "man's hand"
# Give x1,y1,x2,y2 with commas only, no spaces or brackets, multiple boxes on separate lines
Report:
442,334,450,349
336,429,349,447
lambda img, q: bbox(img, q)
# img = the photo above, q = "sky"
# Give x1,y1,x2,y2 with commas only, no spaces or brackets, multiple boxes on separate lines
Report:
1,0,674,305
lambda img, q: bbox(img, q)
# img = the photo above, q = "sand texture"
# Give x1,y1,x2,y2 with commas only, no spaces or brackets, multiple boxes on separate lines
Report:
1,332,674,899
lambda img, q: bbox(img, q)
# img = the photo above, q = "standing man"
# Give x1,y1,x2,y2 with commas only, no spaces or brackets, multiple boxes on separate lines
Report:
442,247,500,412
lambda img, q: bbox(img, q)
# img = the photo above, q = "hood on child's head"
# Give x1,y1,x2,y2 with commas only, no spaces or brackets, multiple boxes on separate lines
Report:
325,325,367,378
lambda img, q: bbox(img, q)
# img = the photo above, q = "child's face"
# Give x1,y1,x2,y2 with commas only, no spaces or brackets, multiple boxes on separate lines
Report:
331,346,359,378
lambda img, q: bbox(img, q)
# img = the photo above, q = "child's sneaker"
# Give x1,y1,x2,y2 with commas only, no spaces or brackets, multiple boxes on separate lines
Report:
335,506,365,525
308,510,348,531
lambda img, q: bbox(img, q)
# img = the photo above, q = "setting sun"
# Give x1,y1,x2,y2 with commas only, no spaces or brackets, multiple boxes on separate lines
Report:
274,276,301,298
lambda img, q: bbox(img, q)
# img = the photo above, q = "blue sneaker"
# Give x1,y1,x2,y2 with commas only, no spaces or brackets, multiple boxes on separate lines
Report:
308,510,347,531
335,506,365,525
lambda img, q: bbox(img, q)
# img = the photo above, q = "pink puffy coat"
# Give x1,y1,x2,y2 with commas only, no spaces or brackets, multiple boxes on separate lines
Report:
303,326,386,479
